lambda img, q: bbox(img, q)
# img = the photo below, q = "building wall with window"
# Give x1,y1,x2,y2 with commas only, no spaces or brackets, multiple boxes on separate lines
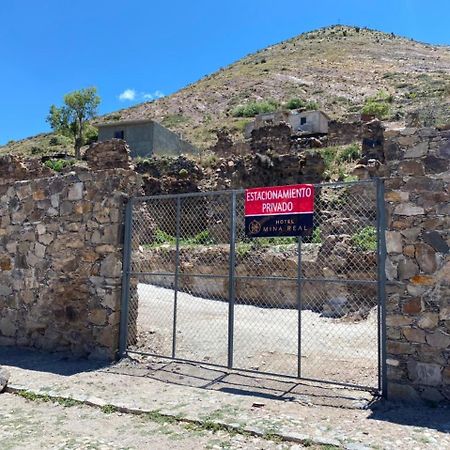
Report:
97,119,197,158
288,111,329,134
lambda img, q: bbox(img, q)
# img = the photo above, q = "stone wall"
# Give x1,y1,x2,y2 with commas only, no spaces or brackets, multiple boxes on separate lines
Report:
328,120,363,146
382,126,449,403
0,168,141,359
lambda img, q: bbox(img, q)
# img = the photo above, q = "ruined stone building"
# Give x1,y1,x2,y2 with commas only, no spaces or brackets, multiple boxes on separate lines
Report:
244,110,329,139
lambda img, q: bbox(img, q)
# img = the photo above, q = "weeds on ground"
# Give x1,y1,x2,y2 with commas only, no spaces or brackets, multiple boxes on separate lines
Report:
17,390,83,408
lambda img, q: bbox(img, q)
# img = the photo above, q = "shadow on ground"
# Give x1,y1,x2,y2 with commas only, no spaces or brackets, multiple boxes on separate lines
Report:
0,346,108,376
3,348,449,434
367,399,450,434
104,354,377,409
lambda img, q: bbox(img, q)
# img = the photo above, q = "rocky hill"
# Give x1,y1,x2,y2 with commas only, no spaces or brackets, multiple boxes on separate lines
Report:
2,25,450,155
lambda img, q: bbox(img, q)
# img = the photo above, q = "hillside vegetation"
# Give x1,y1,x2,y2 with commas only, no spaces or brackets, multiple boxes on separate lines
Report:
2,25,450,155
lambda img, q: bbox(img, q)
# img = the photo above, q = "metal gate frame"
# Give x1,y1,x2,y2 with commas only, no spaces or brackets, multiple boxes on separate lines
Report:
119,178,387,396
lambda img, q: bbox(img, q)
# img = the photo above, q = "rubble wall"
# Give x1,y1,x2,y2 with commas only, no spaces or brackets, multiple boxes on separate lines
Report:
383,126,450,403
0,168,141,359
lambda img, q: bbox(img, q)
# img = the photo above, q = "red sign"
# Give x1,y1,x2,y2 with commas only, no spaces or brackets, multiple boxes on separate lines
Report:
245,184,314,217
244,184,315,238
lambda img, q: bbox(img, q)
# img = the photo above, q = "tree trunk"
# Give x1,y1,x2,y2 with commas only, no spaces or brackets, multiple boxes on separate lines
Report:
74,138,82,159
74,117,83,159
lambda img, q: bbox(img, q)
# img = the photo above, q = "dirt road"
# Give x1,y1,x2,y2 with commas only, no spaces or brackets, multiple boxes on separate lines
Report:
0,393,300,450
133,284,378,388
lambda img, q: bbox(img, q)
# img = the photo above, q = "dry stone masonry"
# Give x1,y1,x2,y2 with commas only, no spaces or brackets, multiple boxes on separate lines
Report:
0,166,141,358
381,126,449,403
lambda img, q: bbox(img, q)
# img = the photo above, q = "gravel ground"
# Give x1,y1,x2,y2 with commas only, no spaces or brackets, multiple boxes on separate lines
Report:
2,347,450,450
134,284,378,388
0,393,303,450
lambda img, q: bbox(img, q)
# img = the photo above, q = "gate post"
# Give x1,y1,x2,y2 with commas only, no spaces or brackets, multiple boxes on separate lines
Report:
119,197,133,359
172,196,181,358
376,177,387,397
297,237,303,378
227,192,237,369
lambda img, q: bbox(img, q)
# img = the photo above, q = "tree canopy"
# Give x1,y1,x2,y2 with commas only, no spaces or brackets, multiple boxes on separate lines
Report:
47,87,100,158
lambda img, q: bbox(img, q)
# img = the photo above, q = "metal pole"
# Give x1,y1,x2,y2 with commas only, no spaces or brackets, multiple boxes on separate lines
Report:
172,197,181,358
119,198,133,359
227,192,237,369
376,178,388,398
297,236,303,378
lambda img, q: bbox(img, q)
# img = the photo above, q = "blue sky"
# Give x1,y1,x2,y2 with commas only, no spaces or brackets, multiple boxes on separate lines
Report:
0,0,449,145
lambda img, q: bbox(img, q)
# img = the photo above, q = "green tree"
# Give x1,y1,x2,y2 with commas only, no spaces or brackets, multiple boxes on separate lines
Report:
47,87,100,159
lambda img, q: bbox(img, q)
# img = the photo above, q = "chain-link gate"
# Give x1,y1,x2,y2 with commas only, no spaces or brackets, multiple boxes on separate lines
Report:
119,179,386,394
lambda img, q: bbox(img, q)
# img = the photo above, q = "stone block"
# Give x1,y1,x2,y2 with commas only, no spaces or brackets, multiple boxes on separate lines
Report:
404,142,428,158
100,254,122,278
398,160,424,176
443,367,450,385
385,190,409,202
387,340,414,355
387,382,421,403
398,258,419,280
386,315,414,326
423,155,449,174
68,182,83,201
394,204,424,216
403,327,426,343
421,387,444,403
386,231,403,254
410,275,434,286
417,313,439,330
415,244,438,274
407,360,442,386
400,227,422,242
402,297,422,314
426,331,450,349
422,231,449,254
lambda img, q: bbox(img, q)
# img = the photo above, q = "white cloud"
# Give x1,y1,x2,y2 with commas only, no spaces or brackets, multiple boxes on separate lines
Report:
118,89,136,101
118,88,165,102
142,90,165,101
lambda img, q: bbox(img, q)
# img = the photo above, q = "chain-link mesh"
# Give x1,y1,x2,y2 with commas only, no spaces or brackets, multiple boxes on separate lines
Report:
125,180,381,389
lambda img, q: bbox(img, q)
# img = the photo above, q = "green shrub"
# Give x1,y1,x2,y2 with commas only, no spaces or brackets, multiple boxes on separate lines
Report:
320,147,338,170
305,100,319,110
302,227,321,244
231,100,279,118
84,125,98,145
185,230,215,246
285,98,305,110
152,229,176,246
361,90,392,119
352,226,377,251
200,153,219,168
337,144,361,163
361,101,390,119
148,229,215,248
44,158,75,172
49,136,61,146
31,146,44,155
